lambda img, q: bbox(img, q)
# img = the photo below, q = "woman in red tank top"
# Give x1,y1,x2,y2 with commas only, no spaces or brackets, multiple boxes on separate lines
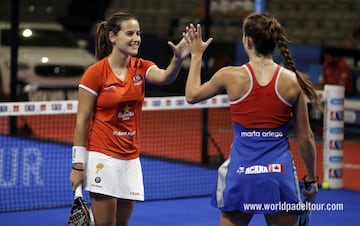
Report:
184,13,320,226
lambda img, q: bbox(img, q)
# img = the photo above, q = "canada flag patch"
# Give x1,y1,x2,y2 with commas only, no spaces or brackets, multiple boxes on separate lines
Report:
268,164,284,173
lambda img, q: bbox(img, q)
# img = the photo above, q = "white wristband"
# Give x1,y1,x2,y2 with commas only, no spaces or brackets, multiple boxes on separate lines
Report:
72,146,86,163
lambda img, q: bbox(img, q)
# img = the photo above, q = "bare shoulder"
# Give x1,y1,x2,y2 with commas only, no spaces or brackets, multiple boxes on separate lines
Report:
279,67,301,88
277,67,302,104
212,65,250,99
281,67,298,82
215,65,248,79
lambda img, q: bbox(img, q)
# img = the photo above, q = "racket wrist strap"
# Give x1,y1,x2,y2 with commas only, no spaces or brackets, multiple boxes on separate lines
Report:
72,146,86,163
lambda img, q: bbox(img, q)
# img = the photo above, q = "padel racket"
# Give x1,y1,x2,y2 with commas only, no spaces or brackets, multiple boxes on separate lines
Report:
66,185,95,226
298,182,316,226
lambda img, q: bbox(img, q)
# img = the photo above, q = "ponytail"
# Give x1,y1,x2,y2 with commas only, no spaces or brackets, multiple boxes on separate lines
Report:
275,37,322,111
269,17,322,111
95,21,112,60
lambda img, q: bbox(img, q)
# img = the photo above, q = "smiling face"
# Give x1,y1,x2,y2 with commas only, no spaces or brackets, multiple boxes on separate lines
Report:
110,19,141,56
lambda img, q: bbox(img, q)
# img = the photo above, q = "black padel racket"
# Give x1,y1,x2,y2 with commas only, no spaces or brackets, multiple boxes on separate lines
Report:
66,185,94,226
298,183,316,226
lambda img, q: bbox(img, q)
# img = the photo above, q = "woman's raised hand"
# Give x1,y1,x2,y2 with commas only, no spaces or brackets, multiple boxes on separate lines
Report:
183,23,213,56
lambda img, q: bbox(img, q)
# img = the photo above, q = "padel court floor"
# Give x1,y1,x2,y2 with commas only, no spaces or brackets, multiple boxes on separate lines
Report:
0,188,359,226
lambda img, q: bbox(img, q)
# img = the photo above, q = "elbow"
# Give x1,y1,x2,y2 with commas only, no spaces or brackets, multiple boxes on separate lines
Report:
185,90,200,104
185,96,197,104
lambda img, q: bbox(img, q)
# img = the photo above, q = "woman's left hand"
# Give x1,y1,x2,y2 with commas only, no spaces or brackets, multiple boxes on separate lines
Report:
168,37,190,61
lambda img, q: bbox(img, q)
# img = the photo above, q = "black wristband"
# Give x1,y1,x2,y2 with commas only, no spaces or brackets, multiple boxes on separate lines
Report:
303,175,318,185
72,166,84,172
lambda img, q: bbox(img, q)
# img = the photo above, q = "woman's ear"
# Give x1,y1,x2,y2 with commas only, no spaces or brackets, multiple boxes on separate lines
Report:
243,36,250,49
109,31,116,43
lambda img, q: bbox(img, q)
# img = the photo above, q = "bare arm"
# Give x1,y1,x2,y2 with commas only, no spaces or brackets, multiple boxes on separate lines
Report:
69,88,96,190
293,90,318,194
184,24,225,104
73,88,96,146
147,38,190,85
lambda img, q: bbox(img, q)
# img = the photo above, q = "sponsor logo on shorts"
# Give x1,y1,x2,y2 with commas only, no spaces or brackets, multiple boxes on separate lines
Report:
236,164,284,175
96,163,104,173
130,191,140,196
94,177,101,183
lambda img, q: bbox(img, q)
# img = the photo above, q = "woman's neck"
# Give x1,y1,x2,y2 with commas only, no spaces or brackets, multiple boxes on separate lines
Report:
108,51,130,68
249,54,274,66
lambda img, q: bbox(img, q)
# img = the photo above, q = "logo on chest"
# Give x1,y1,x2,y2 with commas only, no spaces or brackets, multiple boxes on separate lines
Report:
117,104,135,121
133,74,143,86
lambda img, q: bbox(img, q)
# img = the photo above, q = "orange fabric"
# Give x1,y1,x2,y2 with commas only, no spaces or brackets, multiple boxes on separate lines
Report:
80,57,155,160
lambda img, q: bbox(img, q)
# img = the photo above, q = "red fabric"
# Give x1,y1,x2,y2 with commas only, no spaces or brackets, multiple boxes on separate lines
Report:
230,63,292,129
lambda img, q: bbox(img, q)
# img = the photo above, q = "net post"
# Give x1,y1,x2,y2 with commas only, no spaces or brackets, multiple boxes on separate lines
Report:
10,116,17,135
201,108,209,164
9,0,20,136
322,85,345,189
10,0,19,102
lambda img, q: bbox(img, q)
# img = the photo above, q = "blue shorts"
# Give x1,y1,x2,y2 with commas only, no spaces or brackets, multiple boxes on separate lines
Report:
210,123,302,214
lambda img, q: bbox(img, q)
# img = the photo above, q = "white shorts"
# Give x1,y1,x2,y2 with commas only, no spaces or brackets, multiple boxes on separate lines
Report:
84,151,144,201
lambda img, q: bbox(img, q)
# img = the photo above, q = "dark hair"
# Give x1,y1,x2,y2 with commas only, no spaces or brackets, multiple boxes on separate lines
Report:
243,13,321,110
95,12,138,60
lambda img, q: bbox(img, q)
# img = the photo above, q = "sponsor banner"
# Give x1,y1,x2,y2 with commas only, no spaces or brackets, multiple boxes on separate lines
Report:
323,85,344,189
0,96,231,116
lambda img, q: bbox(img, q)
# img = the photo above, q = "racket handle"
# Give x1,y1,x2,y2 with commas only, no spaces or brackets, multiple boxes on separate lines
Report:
305,183,312,192
75,184,83,198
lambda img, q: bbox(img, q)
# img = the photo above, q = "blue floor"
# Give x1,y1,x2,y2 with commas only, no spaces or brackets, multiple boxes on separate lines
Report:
0,188,359,226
